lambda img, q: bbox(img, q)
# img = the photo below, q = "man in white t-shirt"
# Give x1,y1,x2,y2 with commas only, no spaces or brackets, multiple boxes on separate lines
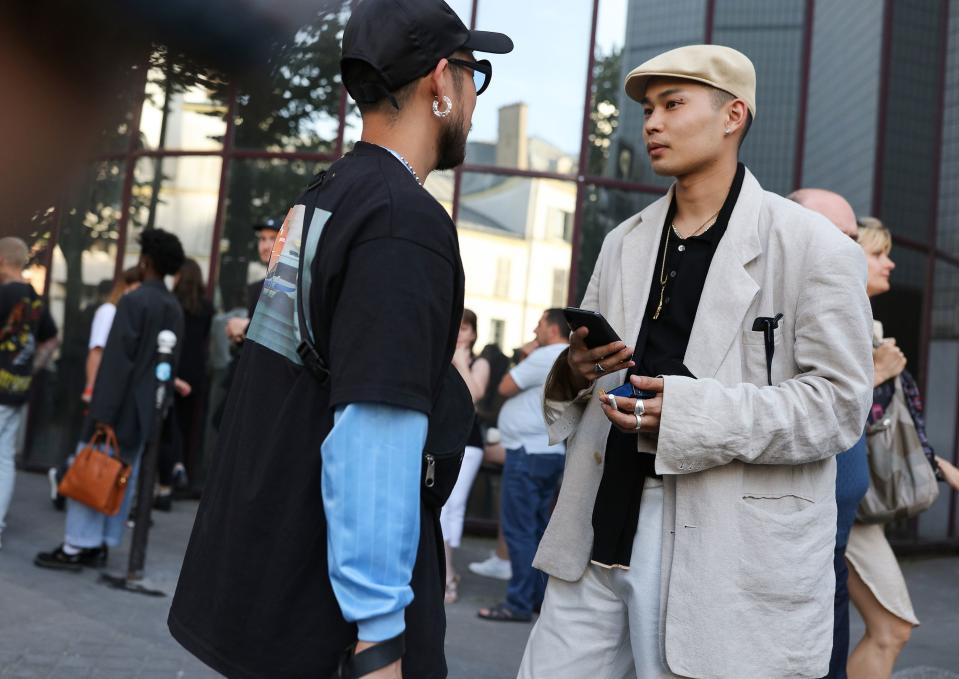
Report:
478,308,568,623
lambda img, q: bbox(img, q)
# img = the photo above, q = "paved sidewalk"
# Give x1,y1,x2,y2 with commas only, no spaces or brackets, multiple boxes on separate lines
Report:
1,471,958,678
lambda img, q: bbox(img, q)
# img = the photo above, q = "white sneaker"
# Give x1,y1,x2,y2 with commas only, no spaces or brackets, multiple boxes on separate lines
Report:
468,553,511,580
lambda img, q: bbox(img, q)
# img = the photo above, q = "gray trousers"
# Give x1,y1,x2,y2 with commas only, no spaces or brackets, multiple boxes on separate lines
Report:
517,479,682,679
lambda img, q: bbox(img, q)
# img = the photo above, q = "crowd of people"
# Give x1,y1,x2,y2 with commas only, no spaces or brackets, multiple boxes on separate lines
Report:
1,1,958,678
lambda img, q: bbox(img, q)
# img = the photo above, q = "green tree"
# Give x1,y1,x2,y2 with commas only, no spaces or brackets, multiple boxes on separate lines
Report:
217,3,349,308
586,47,623,177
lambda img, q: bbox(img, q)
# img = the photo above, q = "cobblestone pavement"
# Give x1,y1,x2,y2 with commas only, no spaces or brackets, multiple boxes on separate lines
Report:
1,472,957,678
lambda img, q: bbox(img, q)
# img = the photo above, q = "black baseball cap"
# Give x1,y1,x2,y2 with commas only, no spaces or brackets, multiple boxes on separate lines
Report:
252,216,283,232
341,0,513,106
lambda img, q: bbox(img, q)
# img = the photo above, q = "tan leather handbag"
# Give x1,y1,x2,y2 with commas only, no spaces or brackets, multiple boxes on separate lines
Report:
58,425,132,516
857,377,940,524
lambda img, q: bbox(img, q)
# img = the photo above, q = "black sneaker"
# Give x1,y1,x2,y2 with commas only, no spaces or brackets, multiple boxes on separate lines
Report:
153,493,172,512
34,544,108,571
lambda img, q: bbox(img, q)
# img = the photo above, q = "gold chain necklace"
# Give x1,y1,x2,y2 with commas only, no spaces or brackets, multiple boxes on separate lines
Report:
652,211,720,320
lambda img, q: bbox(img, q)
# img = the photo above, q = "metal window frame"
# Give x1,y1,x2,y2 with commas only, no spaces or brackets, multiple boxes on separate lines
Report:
32,0,958,542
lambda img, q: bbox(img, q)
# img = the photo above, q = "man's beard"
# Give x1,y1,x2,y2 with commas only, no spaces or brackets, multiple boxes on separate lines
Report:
435,111,468,171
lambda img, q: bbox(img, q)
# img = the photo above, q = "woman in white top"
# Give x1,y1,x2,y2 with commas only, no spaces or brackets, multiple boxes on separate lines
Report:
83,267,141,402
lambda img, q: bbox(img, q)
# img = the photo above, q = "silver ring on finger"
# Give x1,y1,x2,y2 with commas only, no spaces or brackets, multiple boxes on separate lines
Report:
634,414,642,431
593,362,607,374
607,394,617,412
634,399,645,416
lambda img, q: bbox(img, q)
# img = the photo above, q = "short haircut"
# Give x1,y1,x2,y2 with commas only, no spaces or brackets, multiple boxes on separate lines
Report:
0,237,29,270
857,216,892,254
342,58,464,117
711,88,752,147
342,59,418,116
138,228,185,277
543,308,569,333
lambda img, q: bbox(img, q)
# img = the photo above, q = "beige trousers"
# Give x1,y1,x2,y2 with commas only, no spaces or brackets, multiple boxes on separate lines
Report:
517,479,682,679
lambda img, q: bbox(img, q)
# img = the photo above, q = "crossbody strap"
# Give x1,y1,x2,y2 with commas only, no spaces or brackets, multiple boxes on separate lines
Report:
295,171,331,384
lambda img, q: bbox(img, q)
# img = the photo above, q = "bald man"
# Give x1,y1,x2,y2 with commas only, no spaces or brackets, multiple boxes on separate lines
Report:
789,188,859,238
790,189,870,679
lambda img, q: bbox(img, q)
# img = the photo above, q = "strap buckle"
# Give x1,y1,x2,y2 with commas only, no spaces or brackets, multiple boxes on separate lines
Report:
296,340,330,384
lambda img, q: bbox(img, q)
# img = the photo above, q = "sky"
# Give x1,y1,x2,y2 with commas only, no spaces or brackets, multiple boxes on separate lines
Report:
460,0,630,156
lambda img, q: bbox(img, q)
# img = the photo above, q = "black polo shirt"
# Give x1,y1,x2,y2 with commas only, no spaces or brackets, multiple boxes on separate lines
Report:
591,163,745,568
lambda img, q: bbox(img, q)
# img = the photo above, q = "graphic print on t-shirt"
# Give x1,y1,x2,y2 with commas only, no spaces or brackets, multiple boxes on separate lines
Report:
0,288,50,401
247,202,331,364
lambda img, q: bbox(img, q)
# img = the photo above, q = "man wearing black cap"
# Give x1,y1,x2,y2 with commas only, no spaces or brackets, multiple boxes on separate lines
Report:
168,3,512,678
224,216,281,345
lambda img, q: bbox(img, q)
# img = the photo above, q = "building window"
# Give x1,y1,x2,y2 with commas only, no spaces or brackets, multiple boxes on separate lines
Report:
494,257,511,298
547,207,574,242
490,319,506,349
552,268,569,308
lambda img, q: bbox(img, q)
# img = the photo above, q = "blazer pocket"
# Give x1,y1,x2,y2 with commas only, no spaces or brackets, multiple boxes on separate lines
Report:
736,496,831,604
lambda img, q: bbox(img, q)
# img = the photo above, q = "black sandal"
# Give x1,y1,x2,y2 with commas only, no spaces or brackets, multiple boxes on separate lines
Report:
477,602,531,623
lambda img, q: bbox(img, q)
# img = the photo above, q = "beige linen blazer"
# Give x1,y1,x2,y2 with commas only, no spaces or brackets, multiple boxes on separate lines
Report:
534,169,874,678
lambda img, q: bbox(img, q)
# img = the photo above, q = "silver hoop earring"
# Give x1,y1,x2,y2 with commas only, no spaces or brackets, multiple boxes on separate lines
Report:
433,95,453,118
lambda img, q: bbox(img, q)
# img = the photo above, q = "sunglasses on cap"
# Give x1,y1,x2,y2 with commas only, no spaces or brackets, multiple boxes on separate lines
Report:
447,58,492,96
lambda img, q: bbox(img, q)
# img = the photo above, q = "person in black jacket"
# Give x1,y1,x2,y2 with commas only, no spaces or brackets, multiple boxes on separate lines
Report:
154,258,214,510
35,229,185,571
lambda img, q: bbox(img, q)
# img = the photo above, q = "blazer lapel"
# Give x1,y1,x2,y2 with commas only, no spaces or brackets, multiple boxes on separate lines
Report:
684,170,764,380
620,189,673,346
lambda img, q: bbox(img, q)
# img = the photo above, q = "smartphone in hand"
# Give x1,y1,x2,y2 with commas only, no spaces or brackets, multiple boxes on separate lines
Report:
563,307,622,350
608,381,656,401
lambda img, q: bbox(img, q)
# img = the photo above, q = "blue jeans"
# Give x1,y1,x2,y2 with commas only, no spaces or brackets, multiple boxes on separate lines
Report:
0,404,25,536
64,442,143,549
826,434,869,679
501,447,565,616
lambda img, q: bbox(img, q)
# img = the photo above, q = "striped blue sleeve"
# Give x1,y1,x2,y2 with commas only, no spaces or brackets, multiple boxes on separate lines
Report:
321,402,426,642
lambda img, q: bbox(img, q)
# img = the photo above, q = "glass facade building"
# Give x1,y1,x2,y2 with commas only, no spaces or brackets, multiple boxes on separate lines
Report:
19,0,959,546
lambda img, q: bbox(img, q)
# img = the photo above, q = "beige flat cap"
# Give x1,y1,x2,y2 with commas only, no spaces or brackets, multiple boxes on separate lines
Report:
624,44,756,117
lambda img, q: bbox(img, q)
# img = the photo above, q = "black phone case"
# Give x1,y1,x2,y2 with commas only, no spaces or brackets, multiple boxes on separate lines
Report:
563,307,622,349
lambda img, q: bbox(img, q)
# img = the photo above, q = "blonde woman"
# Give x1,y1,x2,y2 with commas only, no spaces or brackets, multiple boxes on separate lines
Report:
846,218,959,678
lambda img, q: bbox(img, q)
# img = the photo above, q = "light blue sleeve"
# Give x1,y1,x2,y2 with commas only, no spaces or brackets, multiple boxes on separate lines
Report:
321,402,426,642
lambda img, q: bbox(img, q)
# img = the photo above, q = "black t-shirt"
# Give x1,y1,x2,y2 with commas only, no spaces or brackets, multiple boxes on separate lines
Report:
170,142,465,678
0,282,57,406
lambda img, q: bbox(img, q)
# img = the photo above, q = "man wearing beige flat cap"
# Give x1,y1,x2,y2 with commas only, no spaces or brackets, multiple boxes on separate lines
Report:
517,45,873,678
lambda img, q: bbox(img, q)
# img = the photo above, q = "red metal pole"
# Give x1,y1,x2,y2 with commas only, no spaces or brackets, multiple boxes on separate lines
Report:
792,0,815,189
567,0,600,304
114,59,150,279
